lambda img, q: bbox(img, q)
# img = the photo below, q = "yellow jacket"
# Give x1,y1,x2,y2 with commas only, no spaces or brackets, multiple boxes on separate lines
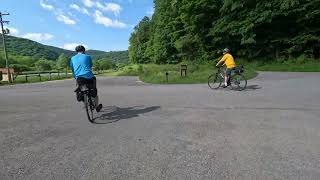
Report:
217,53,236,69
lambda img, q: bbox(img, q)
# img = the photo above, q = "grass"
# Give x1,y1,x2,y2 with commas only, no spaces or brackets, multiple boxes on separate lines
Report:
256,62,320,72
102,62,258,84
242,56,320,72
0,74,71,86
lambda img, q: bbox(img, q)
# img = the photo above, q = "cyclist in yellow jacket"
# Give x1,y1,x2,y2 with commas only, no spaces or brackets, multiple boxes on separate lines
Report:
216,48,236,88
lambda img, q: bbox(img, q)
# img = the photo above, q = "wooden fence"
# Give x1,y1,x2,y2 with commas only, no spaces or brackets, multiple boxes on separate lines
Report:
13,71,70,83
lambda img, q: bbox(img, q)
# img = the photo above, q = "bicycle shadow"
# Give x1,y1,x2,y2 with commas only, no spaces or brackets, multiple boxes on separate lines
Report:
244,84,262,91
93,106,160,124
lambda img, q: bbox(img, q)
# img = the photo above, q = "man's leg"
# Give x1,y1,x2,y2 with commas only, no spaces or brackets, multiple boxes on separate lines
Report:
92,77,102,112
224,75,228,87
75,78,85,102
224,68,231,87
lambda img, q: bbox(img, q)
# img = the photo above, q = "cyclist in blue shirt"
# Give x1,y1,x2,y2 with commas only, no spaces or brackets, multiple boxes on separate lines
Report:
70,45,102,112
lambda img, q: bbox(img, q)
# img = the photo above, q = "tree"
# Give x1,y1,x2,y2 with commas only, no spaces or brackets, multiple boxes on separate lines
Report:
99,60,114,70
129,0,320,63
56,53,70,76
9,64,31,72
0,52,5,67
129,16,152,64
93,60,101,73
35,58,53,71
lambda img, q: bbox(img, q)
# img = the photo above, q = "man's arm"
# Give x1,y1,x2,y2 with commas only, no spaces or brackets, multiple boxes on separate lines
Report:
216,55,226,66
70,59,75,79
89,56,93,69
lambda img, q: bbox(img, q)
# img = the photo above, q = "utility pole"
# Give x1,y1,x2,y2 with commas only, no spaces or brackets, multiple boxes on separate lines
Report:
0,12,12,83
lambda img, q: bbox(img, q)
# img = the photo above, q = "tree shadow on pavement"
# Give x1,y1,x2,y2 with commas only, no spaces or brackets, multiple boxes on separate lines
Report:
93,106,160,124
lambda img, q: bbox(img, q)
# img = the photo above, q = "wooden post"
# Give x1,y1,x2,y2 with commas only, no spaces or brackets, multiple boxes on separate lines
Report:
49,72,52,80
166,72,169,83
25,75,28,82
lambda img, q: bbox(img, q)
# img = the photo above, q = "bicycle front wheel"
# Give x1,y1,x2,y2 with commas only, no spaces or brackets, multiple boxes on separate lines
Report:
208,74,222,89
84,95,94,123
230,74,247,91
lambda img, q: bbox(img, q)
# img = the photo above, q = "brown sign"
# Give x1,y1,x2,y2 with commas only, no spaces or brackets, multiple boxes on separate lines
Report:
0,68,15,74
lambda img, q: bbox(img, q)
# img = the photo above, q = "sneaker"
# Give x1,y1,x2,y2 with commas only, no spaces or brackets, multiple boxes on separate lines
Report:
96,104,103,112
76,92,84,102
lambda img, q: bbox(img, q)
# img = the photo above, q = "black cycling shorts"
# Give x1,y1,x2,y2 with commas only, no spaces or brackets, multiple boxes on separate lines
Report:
226,67,236,76
76,77,97,97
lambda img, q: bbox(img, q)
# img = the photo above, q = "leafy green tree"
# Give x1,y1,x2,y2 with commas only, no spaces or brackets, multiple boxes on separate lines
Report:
129,16,152,64
93,60,101,72
35,58,53,71
129,0,320,63
56,53,70,75
9,64,31,72
0,52,5,67
99,60,114,70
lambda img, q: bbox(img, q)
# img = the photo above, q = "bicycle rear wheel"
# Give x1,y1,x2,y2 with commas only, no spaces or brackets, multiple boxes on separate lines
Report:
230,74,247,91
84,94,94,123
208,73,222,89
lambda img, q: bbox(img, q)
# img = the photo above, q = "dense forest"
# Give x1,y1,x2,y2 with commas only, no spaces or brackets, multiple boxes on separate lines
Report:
129,0,320,64
92,51,129,64
0,36,128,71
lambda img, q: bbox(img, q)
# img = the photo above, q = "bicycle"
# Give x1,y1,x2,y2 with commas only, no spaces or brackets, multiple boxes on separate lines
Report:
208,66,247,91
77,84,96,123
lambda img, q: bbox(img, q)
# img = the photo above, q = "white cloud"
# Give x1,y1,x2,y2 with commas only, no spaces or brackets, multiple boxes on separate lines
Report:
70,4,80,10
93,10,126,28
40,0,54,11
96,2,122,16
63,43,88,51
70,4,90,15
22,33,54,42
57,14,76,25
4,26,19,36
3,26,53,43
82,0,95,7
40,0,76,25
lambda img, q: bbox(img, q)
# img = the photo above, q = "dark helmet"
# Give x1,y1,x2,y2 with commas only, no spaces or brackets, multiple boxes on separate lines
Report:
223,48,230,53
75,45,86,53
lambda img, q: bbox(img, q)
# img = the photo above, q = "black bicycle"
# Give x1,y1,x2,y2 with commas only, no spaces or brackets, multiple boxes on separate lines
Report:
79,84,96,123
208,66,247,91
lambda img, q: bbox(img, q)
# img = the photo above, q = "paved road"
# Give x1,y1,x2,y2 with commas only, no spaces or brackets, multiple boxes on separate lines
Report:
1,72,320,180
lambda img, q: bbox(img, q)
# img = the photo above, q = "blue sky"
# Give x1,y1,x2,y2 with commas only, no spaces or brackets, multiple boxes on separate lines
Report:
1,0,154,51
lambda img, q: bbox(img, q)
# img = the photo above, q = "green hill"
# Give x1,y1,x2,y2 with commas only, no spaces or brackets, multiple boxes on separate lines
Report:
0,36,128,69
0,35,127,59
1,36,74,60
92,51,129,64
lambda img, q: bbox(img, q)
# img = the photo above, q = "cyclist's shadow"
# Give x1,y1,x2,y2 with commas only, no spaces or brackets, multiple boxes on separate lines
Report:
93,106,160,124
244,84,262,91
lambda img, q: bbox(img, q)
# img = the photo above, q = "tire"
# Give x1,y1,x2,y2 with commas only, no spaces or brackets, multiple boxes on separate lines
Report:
84,95,94,123
208,73,222,89
230,74,247,91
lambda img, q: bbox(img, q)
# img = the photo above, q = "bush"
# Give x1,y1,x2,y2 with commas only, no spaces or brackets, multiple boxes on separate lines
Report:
9,64,31,72
35,58,53,71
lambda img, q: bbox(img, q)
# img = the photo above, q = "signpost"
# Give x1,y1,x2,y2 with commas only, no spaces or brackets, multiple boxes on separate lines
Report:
0,12,12,83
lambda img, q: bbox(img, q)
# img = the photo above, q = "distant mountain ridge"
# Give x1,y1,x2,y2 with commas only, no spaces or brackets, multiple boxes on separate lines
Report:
0,35,128,63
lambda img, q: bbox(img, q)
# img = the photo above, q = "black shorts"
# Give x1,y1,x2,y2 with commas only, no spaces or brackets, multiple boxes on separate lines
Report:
76,77,97,97
226,67,236,76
